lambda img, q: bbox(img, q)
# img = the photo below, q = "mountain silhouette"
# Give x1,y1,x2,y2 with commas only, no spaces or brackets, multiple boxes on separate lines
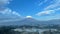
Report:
0,17,60,26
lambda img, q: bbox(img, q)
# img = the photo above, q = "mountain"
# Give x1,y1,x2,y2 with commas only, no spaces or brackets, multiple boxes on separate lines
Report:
0,17,44,26
47,19,60,24
0,17,60,26
19,18,41,25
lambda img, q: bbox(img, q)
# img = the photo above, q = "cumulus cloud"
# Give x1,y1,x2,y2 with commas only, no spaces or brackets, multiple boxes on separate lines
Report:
26,16,32,18
0,0,20,17
12,11,21,17
0,0,12,5
0,8,20,17
0,0,12,6
0,0,21,23
0,8,21,23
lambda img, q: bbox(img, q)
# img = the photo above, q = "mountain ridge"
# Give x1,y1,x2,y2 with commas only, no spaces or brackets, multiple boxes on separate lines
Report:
0,17,60,26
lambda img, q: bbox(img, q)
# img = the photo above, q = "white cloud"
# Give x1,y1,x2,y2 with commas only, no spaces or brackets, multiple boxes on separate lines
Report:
0,0,21,23
0,8,20,17
0,0,20,17
55,8,60,10
0,8,21,22
38,0,48,6
0,0,12,6
26,16,32,18
44,0,60,10
12,11,20,17
36,8,60,16
36,0,60,16
36,10,55,16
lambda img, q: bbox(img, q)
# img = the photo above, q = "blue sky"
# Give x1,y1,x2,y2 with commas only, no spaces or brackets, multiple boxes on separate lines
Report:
8,0,42,16
0,0,60,21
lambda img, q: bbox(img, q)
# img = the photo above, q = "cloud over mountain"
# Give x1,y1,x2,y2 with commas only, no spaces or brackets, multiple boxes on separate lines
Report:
26,16,32,18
